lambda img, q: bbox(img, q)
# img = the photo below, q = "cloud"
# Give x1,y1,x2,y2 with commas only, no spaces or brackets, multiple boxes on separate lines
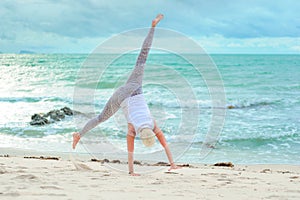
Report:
291,46,300,52
2,0,300,38
196,35,300,53
0,0,299,53
177,0,300,38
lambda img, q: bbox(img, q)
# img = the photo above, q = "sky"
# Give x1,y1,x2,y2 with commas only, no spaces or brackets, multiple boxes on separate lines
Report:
0,0,299,54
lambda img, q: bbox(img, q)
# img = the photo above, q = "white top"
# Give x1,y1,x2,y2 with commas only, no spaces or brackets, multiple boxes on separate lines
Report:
120,94,154,133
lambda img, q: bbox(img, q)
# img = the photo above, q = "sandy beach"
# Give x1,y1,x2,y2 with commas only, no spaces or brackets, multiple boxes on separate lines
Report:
0,150,299,200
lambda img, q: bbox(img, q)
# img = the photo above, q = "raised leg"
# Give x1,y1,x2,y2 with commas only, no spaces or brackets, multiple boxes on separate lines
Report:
126,14,164,95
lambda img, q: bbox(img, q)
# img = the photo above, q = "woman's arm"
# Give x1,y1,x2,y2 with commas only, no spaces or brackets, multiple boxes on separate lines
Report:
127,124,140,176
163,145,181,171
153,121,181,171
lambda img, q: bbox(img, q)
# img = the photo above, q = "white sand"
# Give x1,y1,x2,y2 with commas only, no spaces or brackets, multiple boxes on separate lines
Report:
0,152,300,200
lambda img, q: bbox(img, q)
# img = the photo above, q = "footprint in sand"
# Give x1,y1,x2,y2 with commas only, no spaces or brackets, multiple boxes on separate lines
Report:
40,185,62,190
164,171,179,174
0,166,7,174
102,173,111,177
70,156,92,171
2,192,20,197
71,162,92,171
14,174,38,180
17,166,28,169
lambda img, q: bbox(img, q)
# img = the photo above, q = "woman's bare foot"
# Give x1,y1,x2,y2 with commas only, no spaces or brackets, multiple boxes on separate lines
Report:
168,163,182,171
72,132,81,149
152,14,164,27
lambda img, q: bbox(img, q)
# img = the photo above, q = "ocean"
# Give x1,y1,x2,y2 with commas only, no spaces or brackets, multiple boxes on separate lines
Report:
0,53,299,164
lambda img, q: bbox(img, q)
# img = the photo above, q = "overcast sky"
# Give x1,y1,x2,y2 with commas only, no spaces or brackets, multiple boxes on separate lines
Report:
0,0,299,53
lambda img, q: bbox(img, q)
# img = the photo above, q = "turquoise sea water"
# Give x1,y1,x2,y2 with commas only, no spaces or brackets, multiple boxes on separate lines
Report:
0,54,299,164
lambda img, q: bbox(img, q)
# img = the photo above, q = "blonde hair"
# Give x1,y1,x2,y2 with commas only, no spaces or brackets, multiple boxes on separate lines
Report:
140,128,156,147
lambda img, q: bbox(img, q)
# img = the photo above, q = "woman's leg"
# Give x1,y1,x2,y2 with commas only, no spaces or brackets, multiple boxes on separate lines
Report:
72,14,163,148
77,86,126,137
126,14,164,96
73,86,128,148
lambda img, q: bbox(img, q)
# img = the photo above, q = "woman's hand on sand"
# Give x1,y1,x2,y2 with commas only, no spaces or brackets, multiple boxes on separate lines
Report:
129,172,141,176
168,163,181,171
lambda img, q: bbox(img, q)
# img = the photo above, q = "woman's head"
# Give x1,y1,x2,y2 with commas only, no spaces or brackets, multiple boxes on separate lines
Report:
140,128,155,147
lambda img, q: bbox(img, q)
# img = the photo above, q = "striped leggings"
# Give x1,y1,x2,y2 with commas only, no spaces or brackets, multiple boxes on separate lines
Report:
79,27,155,136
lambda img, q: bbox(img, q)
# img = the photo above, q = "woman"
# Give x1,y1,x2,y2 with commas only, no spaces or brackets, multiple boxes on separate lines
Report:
72,14,180,176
